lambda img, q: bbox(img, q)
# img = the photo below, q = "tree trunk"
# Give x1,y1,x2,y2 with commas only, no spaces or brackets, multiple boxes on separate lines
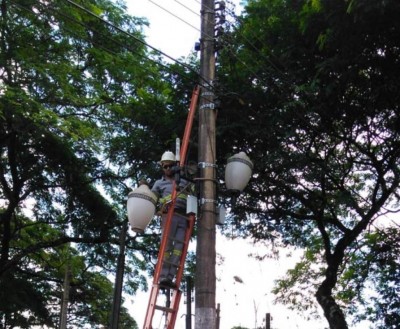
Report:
0,207,14,275
316,272,348,329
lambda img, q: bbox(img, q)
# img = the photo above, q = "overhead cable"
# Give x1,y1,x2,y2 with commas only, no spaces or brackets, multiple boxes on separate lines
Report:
148,0,199,31
64,0,216,90
12,1,201,87
174,0,200,16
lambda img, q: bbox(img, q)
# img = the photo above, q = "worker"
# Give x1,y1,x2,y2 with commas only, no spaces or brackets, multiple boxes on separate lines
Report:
151,151,193,288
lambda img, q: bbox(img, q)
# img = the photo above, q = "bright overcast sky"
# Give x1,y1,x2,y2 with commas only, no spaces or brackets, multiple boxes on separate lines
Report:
127,0,244,60
124,1,369,329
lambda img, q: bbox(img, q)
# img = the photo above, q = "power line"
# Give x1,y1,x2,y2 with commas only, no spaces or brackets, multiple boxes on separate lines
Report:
132,0,267,95
64,0,198,74
63,0,215,91
11,0,218,107
148,0,199,31
148,0,260,98
11,1,197,87
174,0,200,17
145,0,218,55
14,0,286,105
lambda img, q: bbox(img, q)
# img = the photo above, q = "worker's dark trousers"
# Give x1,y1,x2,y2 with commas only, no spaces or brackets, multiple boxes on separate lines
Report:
160,211,188,281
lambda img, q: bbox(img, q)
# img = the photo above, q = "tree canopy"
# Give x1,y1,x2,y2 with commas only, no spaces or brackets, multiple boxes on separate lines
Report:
2,0,400,328
216,0,400,328
0,0,195,327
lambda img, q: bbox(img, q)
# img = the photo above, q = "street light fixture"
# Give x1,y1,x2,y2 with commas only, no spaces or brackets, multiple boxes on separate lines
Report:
127,184,157,233
125,151,253,329
225,151,253,201
217,152,253,226
126,151,253,233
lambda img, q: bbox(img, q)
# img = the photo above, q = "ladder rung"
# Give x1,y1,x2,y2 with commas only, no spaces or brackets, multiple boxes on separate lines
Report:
154,305,176,313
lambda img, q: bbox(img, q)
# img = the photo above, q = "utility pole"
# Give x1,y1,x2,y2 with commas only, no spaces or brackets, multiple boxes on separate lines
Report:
186,276,193,329
59,262,71,329
110,220,127,329
265,313,271,329
216,303,221,329
196,0,216,328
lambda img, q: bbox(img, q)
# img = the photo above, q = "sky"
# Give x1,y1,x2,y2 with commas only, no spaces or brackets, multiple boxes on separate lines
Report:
126,236,329,329
127,0,243,60
127,0,201,60
124,1,365,329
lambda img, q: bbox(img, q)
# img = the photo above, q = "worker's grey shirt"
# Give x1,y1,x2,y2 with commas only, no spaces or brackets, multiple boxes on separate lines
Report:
151,176,191,209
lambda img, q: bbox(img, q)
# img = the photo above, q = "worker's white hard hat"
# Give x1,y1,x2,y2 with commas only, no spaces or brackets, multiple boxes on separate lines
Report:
160,151,175,163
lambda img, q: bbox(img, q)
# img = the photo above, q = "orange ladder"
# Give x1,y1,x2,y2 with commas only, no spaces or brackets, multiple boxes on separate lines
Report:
143,86,199,329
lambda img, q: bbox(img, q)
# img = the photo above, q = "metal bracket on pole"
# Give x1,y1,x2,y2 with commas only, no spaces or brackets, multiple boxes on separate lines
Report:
199,102,215,110
202,91,214,97
200,198,218,205
198,162,218,169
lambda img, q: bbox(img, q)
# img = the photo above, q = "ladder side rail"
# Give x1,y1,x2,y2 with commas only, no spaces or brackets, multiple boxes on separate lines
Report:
151,186,178,285
143,188,178,329
173,214,195,287
154,84,198,285
143,284,161,329
144,86,199,329
166,290,183,329
166,214,196,328
153,83,198,287
180,86,199,166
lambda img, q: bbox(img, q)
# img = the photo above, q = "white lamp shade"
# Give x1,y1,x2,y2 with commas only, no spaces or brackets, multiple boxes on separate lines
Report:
127,185,158,233
225,152,253,192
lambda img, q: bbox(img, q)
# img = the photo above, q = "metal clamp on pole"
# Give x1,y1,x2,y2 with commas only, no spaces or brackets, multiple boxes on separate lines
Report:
202,91,214,97
200,198,218,205
199,102,215,110
198,162,218,169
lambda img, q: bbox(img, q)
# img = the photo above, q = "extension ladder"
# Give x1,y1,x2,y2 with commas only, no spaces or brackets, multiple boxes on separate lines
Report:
143,86,199,329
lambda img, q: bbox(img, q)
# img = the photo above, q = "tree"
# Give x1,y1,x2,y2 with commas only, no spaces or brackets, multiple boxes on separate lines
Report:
345,225,400,329
0,0,175,326
216,1,400,328
0,212,140,328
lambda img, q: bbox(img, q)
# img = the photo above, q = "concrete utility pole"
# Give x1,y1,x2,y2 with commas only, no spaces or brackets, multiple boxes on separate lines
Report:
265,313,271,329
59,262,71,329
195,0,217,328
110,220,127,329
186,276,193,329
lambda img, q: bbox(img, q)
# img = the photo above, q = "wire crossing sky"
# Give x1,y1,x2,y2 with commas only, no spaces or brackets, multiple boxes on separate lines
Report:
127,0,242,60
124,2,372,329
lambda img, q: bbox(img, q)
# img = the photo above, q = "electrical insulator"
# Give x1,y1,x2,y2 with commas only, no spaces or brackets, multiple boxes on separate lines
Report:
215,1,226,11
215,26,224,37
217,14,226,25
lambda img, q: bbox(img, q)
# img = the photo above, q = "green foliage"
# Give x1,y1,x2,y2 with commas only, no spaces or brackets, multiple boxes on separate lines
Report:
0,0,182,326
0,213,132,328
273,249,325,317
217,0,400,328
342,227,400,329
